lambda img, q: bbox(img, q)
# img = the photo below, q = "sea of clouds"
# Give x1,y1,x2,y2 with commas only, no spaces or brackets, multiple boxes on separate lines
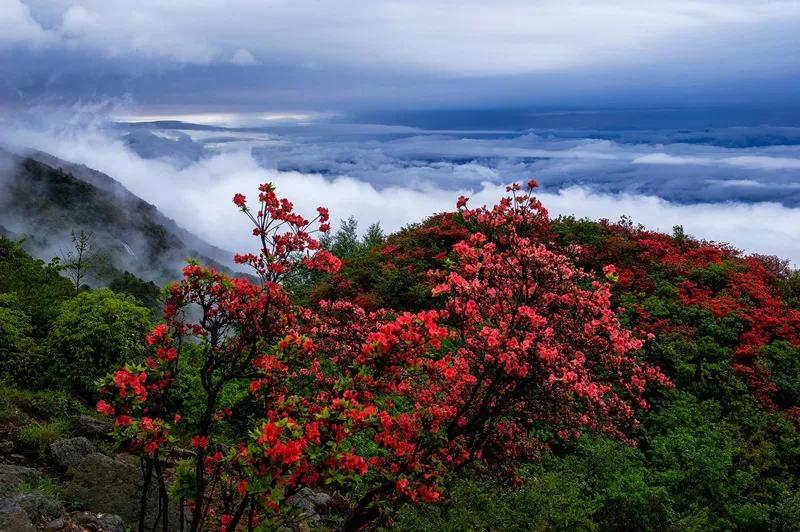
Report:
2,107,800,265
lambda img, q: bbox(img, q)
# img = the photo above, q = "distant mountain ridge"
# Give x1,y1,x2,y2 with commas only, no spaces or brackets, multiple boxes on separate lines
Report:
0,145,238,285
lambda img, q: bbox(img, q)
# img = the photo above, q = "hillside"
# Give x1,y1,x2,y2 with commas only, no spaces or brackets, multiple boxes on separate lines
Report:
0,146,236,286
0,180,797,531
313,207,800,530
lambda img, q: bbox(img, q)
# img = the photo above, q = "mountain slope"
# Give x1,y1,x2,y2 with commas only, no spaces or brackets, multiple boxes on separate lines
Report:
0,146,237,285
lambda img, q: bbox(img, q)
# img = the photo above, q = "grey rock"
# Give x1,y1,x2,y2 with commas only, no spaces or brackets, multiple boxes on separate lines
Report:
294,487,330,510
289,487,327,521
49,437,95,467
0,498,22,517
65,453,181,531
0,498,36,532
14,492,64,522
310,491,331,509
112,452,139,467
96,513,126,532
45,517,66,531
73,511,99,525
0,465,39,497
0,441,12,454
76,415,114,438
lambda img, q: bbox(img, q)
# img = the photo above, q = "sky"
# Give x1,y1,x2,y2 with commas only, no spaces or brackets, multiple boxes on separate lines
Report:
2,0,799,110
1,0,799,264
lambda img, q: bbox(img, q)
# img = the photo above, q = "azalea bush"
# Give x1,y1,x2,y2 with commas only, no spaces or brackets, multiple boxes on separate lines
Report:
97,181,669,531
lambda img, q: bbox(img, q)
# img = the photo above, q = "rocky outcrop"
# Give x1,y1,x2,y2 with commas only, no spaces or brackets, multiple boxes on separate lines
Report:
14,492,64,523
75,415,114,438
289,487,332,522
0,464,39,497
49,437,95,467
0,497,36,532
0,491,65,531
64,453,181,531
45,511,125,532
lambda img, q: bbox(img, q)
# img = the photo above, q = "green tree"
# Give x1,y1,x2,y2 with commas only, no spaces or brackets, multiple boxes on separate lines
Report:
47,288,153,396
362,221,385,248
60,230,104,295
327,216,361,259
108,270,161,312
0,294,44,387
0,236,72,336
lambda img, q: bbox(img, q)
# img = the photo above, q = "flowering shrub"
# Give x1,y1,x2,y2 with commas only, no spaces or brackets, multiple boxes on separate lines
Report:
98,181,668,531
552,217,800,416
309,211,471,311
231,182,340,284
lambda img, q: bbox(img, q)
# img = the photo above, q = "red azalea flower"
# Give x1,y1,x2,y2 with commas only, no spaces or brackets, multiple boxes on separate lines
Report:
191,434,209,449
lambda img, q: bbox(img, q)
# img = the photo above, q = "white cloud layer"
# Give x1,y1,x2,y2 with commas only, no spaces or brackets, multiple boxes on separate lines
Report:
0,0,53,48
2,110,800,266
6,0,800,76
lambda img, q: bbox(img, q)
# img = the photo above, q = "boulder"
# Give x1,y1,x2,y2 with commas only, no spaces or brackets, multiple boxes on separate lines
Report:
288,487,331,522
14,492,64,523
310,490,331,509
68,511,125,532
65,453,181,531
0,498,36,532
0,465,39,497
49,437,95,467
44,517,67,531
76,415,114,438
96,513,126,532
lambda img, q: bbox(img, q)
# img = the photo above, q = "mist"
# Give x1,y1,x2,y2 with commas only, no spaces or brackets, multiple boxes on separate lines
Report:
1,106,799,266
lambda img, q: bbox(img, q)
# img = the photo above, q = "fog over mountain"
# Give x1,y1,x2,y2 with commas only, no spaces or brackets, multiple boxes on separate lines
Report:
2,106,799,265
0,142,236,284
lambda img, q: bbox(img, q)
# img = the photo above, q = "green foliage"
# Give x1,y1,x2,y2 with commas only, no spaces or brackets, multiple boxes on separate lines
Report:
380,215,800,531
551,215,611,249
15,476,65,501
325,216,362,259
646,393,746,529
391,464,597,532
108,270,161,312
778,270,800,308
0,236,73,335
0,385,82,422
19,421,67,458
321,217,386,261
47,288,153,396
0,386,87,466
0,294,44,386
763,341,800,408
362,222,386,249
565,438,669,531
59,230,106,294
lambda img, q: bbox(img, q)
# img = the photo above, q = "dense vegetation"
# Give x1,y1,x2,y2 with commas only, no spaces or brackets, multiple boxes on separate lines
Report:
0,179,798,531
316,206,800,531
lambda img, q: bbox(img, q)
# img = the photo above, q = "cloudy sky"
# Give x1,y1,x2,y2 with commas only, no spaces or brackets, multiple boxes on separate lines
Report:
1,1,799,263
2,0,799,109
